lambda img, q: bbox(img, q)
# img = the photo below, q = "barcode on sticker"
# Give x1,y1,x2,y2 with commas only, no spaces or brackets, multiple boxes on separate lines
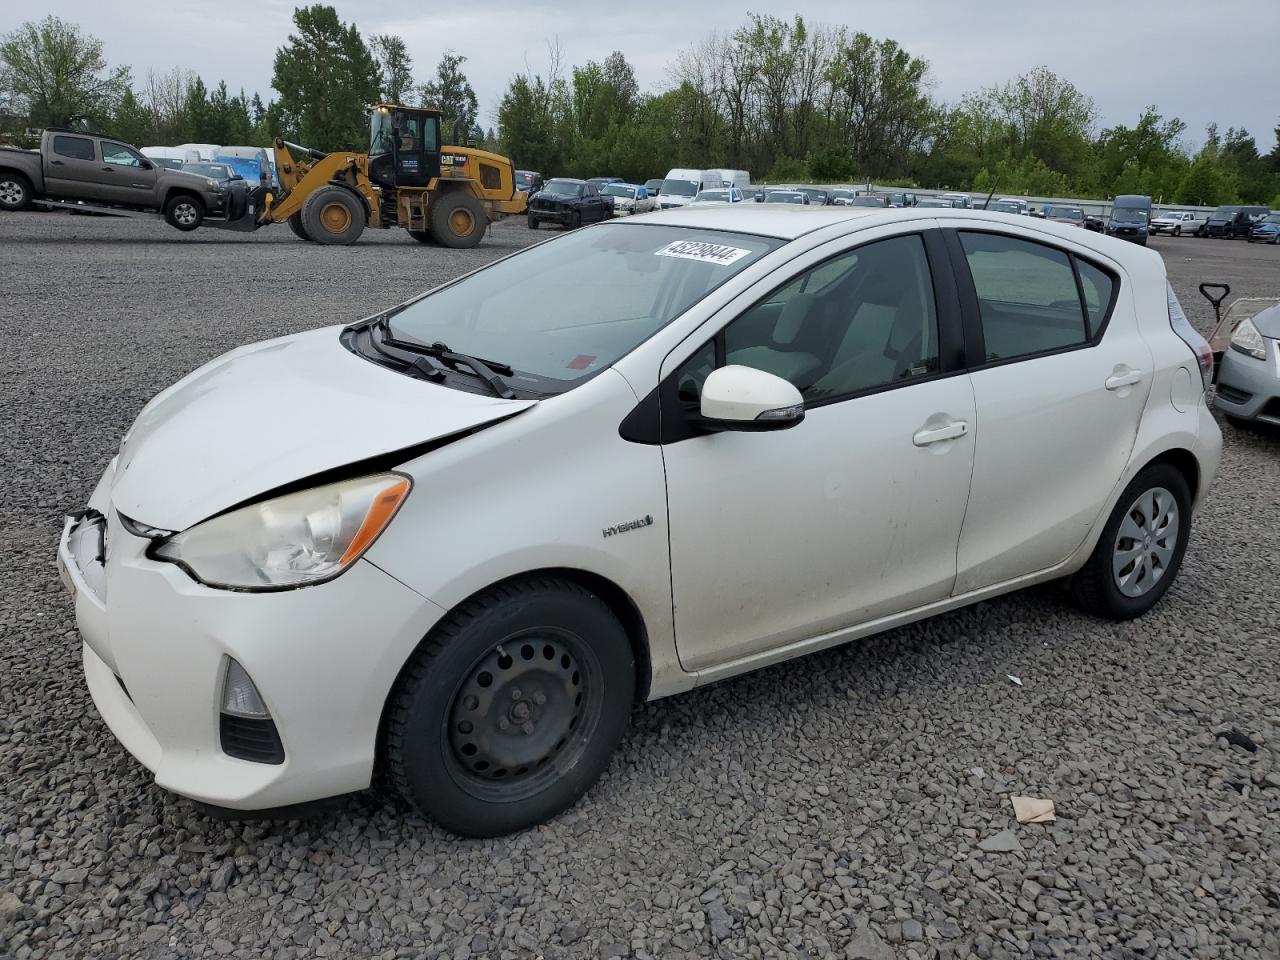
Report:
655,240,751,265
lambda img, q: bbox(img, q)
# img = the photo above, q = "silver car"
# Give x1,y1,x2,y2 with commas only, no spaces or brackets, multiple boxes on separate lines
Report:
1214,302,1280,427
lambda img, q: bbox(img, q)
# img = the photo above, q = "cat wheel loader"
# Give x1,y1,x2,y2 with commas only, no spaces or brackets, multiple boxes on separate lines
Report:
260,104,526,247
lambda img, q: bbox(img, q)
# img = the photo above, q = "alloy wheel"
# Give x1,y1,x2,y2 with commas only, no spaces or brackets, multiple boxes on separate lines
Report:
174,202,198,226
1112,486,1179,598
0,180,23,205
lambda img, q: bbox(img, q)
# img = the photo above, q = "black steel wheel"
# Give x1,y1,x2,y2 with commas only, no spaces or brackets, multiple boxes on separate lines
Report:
385,577,635,836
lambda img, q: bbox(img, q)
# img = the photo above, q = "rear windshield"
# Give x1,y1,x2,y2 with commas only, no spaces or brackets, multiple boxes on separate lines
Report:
661,179,698,197
388,224,782,389
1210,206,1240,218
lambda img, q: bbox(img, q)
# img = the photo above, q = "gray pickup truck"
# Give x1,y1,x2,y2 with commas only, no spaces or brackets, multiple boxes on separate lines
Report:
0,129,241,231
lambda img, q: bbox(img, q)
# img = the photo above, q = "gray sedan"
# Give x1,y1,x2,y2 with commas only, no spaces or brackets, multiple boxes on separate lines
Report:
1215,302,1280,427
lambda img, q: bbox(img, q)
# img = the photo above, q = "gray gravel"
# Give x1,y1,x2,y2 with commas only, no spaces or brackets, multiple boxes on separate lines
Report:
2,212,1279,960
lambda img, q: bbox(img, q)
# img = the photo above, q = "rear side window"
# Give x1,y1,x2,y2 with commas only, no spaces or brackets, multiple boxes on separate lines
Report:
52,136,94,161
959,232,1088,362
1076,259,1115,332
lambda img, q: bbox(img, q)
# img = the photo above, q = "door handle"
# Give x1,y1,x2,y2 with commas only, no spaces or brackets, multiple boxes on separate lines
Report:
101,167,114,172
50,159,64,166
913,419,969,446
1105,369,1143,390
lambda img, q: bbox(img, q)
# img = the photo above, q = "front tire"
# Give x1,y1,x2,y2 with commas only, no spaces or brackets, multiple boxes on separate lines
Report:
164,194,204,231
301,186,365,245
0,172,33,211
1070,464,1192,620
1173,226,1181,237
385,577,635,837
407,229,436,245
527,214,539,230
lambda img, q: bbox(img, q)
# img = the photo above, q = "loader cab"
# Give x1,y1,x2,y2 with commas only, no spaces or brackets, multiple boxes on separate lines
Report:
368,104,441,189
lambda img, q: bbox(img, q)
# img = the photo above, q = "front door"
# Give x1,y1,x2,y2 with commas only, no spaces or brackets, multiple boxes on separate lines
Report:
97,141,159,206
661,228,976,671
942,226,1154,593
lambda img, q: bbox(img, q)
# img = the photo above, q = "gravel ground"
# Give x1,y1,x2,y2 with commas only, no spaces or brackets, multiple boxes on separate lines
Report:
1,213,1278,960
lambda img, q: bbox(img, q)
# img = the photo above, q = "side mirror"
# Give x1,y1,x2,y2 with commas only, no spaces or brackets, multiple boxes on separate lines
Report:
697,365,805,432
139,159,153,170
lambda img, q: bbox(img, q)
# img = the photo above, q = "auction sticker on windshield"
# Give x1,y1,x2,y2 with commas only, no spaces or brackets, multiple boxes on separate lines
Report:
655,240,752,266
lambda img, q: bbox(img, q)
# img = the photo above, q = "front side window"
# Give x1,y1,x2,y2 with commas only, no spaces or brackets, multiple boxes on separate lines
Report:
676,234,940,404
101,142,144,167
959,232,1090,361
52,135,94,161
386,223,781,390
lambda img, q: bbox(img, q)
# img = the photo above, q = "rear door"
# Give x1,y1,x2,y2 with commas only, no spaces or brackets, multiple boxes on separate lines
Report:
44,134,106,200
941,225,1153,594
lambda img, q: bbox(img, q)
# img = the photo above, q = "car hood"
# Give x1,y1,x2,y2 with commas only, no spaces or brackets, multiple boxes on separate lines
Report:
110,326,535,530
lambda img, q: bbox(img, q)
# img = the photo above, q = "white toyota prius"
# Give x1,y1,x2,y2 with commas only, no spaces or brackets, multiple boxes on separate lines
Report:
59,207,1221,836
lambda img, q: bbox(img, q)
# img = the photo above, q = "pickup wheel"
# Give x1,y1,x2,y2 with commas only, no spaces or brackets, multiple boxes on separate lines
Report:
0,172,33,211
301,186,365,245
1173,226,1181,237
287,213,312,241
164,195,204,231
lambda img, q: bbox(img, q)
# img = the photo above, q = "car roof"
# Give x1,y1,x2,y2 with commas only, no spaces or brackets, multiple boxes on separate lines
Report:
632,207,1151,251
548,177,585,184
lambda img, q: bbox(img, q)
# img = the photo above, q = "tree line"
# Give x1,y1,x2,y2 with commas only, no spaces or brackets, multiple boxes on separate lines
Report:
3,9,1278,206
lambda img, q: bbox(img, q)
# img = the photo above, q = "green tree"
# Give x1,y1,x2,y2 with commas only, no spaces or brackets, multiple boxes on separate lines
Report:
0,16,130,127
420,52,478,144
111,88,152,145
271,5,380,149
182,76,211,142
1175,154,1235,206
370,34,413,104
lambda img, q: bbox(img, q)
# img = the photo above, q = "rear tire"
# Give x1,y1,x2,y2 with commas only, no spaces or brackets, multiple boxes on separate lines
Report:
568,210,582,230
407,229,436,245
164,195,203,231
429,191,487,248
1070,464,1192,620
0,172,33,211
286,213,312,241
384,577,635,837
301,186,365,245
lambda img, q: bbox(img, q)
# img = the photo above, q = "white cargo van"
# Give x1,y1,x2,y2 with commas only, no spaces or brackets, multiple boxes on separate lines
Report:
704,169,751,191
658,168,724,209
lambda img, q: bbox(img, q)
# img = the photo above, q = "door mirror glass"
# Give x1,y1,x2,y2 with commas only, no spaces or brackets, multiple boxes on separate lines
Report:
698,365,805,431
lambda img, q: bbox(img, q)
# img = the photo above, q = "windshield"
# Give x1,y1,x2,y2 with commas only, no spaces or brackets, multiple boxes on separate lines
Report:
850,197,884,207
1261,214,1280,225
766,192,803,204
989,201,1020,213
370,109,394,155
515,172,534,186
1112,207,1149,224
1210,206,1240,219
543,179,582,197
387,224,782,389
661,179,698,197
694,190,730,202
602,184,635,198
183,163,232,179
832,190,854,200
1053,208,1084,221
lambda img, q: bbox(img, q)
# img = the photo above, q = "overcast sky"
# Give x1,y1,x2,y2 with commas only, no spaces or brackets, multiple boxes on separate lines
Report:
26,0,1280,151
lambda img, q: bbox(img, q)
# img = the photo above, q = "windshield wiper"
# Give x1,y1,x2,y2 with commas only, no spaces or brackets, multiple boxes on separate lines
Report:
376,320,516,399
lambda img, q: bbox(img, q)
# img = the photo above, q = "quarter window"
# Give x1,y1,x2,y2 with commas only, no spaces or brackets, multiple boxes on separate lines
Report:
959,232,1088,361
677,234,940,404
52,135,94,161
1076,259,1114,334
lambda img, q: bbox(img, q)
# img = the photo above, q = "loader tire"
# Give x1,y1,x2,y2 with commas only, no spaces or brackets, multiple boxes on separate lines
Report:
408,229,437,245
301,186,365,245
429,191,487,248
287,213,312,241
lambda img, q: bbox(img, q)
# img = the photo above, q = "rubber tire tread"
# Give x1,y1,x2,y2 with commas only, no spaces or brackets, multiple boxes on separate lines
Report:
164,194,204,231
407,228,436,245
301,186,365,245
0,173,33,211
428,191,487,248
1069,463,1192,620
384,576,634,837
286,213,311,241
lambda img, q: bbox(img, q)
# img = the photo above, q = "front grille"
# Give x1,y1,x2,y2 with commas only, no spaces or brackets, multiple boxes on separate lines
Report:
1216,383,1252,405
219,715,285,765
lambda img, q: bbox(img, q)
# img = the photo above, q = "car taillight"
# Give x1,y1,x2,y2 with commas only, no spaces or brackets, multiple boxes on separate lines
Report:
1166,282,1213,390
